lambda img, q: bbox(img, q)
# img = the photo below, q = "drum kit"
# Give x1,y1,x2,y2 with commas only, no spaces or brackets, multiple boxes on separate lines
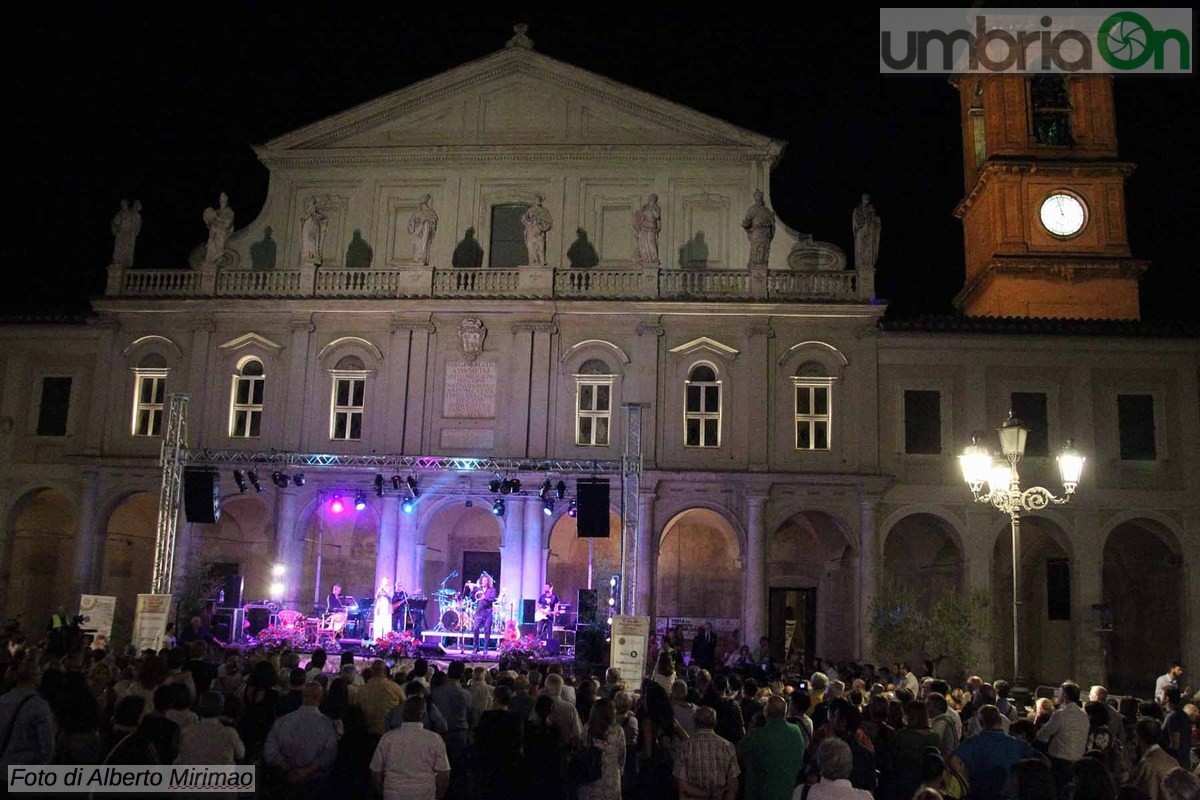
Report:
432,581,516,632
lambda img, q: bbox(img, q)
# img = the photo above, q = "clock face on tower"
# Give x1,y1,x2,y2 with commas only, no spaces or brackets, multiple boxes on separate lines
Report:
1039,192,1087,238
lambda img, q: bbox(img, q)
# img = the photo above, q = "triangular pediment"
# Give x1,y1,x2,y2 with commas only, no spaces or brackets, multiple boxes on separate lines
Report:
218,332,285,353
261,48,778,152
669,336,740,360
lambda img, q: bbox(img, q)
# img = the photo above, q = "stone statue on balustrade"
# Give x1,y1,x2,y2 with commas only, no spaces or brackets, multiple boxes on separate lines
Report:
521,194,553,266
407,195,439,265
742,190,775,269
202,192,235,267
852,193,881,269
299,196,329,268
633,194,662,267
111,199,142,267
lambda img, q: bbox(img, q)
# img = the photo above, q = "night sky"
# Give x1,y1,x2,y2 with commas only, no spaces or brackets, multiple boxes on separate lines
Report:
9,8,1197,320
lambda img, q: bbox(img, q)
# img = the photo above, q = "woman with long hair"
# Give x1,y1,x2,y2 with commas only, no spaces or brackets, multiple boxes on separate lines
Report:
577,697,625,800
637,682,686,798
651,650,675,692
373,577,393,640
887,699,941,800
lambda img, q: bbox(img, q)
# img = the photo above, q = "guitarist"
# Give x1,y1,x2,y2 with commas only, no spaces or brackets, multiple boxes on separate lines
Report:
536,582,558,642
390,583,409,633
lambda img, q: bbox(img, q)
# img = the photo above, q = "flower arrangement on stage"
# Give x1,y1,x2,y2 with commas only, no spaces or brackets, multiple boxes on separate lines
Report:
253,625,310,653
498,634,546,660
373,630,421,659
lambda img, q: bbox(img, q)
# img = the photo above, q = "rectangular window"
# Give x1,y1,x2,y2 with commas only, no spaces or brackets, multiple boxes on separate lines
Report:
1117,394,1156,461
489,204,530,268
132,371,167,437
36,377,72,436
904,390,942,455
576,380,612,446
330,375,365,441
684,381,721,447
1010,392,1049,456
795,382,832,451
229,374,264,438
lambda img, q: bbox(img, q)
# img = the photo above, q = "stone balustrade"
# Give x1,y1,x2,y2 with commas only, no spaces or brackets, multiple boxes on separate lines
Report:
106,264,874,302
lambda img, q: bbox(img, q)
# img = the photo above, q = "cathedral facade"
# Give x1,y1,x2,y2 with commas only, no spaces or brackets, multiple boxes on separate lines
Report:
1,41,1196,692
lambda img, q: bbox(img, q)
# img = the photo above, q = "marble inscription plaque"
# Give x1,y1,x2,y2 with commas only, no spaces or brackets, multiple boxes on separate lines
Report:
440,428,495,449
443,360,497,418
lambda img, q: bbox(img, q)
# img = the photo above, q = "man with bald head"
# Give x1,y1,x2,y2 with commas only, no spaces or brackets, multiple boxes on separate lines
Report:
736,694,806,800
950,705,1039,800
675,705,739,800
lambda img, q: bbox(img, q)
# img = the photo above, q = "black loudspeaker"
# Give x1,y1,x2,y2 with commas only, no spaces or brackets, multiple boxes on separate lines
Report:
522,599,537,625
219,574,244,609
183,467,221,524
576,480,610,537
245,606,271,636
577,589,599,627
543,637,561,656
211,608,245,644
417,642,446,658
574,627,608,667
520,623,536,637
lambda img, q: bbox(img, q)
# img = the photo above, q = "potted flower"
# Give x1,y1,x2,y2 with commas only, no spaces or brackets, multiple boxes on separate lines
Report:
373,630,420,659
254,624,309,653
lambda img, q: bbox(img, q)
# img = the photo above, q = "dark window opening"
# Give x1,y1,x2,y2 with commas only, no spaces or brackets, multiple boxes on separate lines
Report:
1010,392,1049,457
1046,558,1071,621
37,377,72,436
1030,75,1073,146
904,390,942,455
1117,394,1157,461
489,204,530,268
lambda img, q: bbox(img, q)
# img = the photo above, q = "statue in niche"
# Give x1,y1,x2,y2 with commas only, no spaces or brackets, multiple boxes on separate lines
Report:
345,229,373,269
852,193,882,269
459,318,486,361
407,194,438,265
250,226,277,270
741,189,775,269
521,194,553,266
111,199,142,267
633,194,661,267
202,192,235,266
299,196,329,267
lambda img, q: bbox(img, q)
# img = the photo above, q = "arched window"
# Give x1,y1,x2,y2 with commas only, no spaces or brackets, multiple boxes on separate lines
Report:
575,359,613,446
794,361,833,451
684,363,720,448
229,358,265,438
330,355,367,441
131,353,169,437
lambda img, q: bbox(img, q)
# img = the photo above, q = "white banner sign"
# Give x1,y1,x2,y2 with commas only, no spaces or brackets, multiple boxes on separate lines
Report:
78,594,117,639
132,594,172,653
610,615,650,686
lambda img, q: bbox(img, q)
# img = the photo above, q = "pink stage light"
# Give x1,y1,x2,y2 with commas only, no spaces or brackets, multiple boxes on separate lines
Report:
329,496,345,514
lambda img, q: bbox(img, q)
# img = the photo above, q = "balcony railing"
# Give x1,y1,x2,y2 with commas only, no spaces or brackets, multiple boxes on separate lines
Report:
108,264,873,303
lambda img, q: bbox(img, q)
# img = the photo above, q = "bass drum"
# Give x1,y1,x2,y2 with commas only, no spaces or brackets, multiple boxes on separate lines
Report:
440,609,461,631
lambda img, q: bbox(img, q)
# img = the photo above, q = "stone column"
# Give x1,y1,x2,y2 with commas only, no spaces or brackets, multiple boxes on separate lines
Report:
71,470,103,607
501,499,526,609
273,487,302,610
858,495,879,661
1072,510,1106,686
395,504,420,595
376,495,399,590
635,491,656,617
743,493,768,643
522,498,544,608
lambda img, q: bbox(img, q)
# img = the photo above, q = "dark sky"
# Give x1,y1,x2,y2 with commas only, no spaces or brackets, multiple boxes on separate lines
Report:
10,8,1197,319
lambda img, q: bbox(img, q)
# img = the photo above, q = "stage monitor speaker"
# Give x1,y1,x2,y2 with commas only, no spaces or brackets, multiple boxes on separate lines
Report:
219,574,244,609
576,480,610,537
577,589,599,627
245,606,271,637
211,608,245,644
522,599,536,625
520,622,536,637
183,467,221,524
543,637,561,656
416,642,446,658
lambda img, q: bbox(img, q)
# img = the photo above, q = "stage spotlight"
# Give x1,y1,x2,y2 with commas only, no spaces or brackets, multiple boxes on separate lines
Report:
510,478,521,493
540,479,552,500
329,495,345,514
248,470,265,493
465,499,474,508
354,492,367,511
555,480,567,500
543,499,554,516
567,499,578,518
271,471,288,488
391,475,402,491
492,498,505,517
402,498,415,514
499,477,512,495
293,472,306,487
406,475,420,498
232,470,248,493
488,476,501,493
374,474,385,497
271,563,285,578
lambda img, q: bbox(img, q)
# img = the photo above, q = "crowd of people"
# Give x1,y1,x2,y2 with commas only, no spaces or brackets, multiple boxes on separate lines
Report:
0,621,1196,800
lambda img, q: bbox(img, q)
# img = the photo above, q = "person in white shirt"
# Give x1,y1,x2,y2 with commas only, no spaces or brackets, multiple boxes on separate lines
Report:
671,679,698,737
371,695,451,800
176,691,245,765
1036,681,1090,791
1154,661,1183,704
543,673,583,746
797,737,873,799
467,667,494,729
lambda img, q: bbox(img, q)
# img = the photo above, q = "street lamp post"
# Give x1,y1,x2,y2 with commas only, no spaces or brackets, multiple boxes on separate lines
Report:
959,412,1085,688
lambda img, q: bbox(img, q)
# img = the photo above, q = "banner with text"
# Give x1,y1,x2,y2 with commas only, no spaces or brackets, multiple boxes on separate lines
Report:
610,615,650,684
78,595,117,640
132,594,172,653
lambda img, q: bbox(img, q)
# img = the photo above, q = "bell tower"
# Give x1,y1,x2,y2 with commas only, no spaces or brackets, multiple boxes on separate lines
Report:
952,74,1147,319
